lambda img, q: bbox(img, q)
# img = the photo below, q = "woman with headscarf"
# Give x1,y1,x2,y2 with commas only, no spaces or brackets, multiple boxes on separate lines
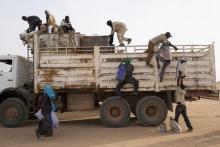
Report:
35,85,56,139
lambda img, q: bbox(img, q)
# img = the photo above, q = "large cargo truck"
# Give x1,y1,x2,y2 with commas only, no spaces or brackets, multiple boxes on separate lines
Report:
0,32,217,127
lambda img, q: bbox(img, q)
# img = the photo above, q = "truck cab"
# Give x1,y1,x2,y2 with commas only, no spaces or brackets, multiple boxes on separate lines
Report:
0,55,33,127
0,55,30,91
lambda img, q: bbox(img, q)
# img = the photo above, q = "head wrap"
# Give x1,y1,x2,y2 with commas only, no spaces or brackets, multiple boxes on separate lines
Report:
43,84,56,111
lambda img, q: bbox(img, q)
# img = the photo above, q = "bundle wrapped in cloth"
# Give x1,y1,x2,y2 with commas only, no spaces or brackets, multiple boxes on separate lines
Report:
170,117,182,133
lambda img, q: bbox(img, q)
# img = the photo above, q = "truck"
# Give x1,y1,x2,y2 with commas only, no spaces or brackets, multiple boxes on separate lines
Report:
0,32,217,127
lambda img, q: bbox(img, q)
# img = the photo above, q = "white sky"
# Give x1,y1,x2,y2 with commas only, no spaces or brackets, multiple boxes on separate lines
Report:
0,0,219,81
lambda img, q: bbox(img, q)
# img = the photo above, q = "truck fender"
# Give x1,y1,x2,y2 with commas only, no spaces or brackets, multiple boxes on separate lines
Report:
0,87,32,107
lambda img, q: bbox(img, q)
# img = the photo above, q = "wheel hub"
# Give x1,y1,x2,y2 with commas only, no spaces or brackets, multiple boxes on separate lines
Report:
4,106,18,121
146,106,157,116
110,106,121,117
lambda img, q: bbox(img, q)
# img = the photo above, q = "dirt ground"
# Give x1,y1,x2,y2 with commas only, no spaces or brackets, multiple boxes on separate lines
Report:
1,99,220,147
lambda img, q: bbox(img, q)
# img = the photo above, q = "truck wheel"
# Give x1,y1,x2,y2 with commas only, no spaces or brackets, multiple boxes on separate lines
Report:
0,98,29,127
136,96,167,126
100,96,131,127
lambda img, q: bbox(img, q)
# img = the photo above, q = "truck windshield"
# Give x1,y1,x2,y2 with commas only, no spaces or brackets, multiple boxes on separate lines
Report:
0,60,12,72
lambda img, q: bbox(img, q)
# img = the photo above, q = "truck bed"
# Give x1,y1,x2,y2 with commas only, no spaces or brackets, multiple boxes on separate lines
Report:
32,33,216,93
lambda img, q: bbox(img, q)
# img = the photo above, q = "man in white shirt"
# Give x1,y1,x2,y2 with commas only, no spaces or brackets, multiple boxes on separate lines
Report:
174,82,193,131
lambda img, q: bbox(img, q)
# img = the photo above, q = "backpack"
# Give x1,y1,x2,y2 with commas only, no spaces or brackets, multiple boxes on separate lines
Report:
116,64,126,82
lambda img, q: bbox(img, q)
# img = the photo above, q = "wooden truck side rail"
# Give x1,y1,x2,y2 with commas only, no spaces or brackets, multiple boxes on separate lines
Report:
33,34,216,94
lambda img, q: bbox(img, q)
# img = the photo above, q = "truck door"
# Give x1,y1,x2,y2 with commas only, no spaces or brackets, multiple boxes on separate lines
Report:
0,59,13,91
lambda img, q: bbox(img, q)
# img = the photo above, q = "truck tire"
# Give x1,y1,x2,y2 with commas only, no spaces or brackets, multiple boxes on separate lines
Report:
0,98,29,127
136,96,167,126
100,96,131,127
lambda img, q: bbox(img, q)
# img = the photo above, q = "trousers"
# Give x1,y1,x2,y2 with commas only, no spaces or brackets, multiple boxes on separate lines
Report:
116,77,139,96
146,41,158,64
156,55,171,82
174,103,193,129
117,27,129,45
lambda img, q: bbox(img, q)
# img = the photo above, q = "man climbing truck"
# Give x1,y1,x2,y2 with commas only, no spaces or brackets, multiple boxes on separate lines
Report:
0,32,217,127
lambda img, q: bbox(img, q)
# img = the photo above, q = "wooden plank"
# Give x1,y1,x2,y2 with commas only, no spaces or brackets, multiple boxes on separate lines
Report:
94,47,100,91
99,67,211,74
40,59,93,64
99,81,155,88
40,54,93,60
40,63,94,68
100,61,210,68
38,82,95,90
100,51,209,59
100,68,153,74
100,53,147,59
39,69,94,75
99,75,154,81
34,34,39,93
39,76,95,82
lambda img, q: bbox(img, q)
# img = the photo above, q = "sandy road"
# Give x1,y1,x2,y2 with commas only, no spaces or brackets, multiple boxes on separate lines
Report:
0,99,220,147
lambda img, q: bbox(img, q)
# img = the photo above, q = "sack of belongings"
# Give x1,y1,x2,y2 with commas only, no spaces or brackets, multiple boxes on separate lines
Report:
170,117,182,133
35,109,59,128
116,64,126,82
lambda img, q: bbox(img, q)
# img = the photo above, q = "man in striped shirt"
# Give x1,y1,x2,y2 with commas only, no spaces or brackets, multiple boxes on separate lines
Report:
156,41,177,82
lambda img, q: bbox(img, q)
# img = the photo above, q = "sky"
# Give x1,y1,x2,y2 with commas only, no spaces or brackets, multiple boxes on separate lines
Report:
0,0,219,81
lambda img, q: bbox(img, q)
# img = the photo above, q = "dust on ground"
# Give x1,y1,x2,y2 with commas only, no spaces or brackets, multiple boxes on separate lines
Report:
0,99,220,147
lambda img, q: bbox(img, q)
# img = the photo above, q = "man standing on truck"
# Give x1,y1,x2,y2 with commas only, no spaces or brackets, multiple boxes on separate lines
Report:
156,41,177,82
146,32,177,67
174,81,193,132
107,20,132,46
116,58,139,96
45,10,57,32
22,16,42,33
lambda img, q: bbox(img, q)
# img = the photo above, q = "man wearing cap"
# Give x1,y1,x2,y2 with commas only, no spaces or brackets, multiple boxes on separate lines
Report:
22,16,42,33
107,20,132,46
146,32,177,67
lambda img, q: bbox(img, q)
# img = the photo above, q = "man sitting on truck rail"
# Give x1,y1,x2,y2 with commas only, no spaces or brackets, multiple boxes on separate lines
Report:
146,32,177,67
116,58,139,96
156,41,177,82
60,16,75,33
176,58,187,86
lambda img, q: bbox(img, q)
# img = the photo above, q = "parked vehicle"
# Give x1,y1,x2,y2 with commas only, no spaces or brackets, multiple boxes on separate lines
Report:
0,33,217,127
